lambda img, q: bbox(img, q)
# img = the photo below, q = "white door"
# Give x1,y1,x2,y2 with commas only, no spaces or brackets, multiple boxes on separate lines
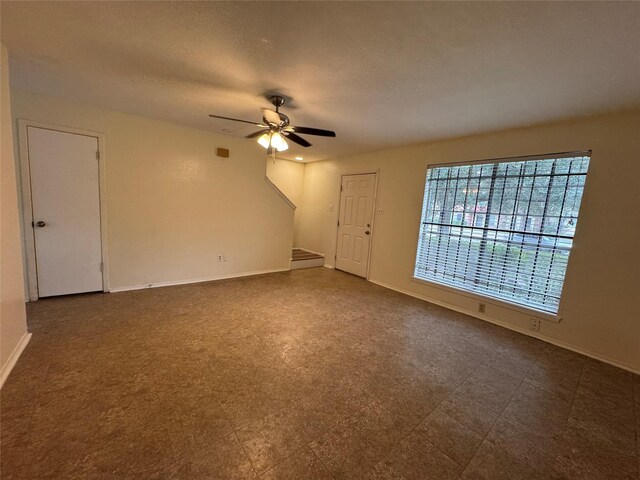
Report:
335,173,376,277
27,126,103,297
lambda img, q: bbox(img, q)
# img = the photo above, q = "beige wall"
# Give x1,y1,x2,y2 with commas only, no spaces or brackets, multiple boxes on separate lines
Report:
297,110,640,372
265,157,305,246
0,45,29,380
11,89,295,292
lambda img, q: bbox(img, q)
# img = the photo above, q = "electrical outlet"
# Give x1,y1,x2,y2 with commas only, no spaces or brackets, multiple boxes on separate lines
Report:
217,254,224,262
478,303,486,313
329,204,334,212
377,207,384,215
530,318,541,332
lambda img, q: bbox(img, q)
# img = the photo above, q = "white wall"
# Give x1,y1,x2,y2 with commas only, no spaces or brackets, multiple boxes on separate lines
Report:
265,157,305,246
11,89,295,292
0,44,29,385
297,110,640,372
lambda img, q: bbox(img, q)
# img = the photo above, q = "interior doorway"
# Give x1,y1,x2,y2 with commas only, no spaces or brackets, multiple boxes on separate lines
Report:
335,173,377,278
19,122,108,299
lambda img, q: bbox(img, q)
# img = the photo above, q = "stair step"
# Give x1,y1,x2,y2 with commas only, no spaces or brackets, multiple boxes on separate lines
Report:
292,249,324,261
291,249,325,269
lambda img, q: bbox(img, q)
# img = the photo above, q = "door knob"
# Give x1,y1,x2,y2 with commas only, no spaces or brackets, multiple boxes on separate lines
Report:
365,230,370,235
34,221,46,228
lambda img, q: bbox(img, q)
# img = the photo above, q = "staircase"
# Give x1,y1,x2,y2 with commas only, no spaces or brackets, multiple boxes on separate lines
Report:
291,248,325,270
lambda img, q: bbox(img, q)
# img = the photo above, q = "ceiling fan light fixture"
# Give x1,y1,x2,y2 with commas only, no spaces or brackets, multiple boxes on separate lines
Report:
271,132,288,151
257,133,271,149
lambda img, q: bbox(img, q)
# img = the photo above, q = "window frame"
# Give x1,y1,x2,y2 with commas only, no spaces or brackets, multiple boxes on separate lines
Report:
411,150,591,322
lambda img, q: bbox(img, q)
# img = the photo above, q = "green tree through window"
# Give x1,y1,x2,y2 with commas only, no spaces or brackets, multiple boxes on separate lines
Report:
414,153,590,314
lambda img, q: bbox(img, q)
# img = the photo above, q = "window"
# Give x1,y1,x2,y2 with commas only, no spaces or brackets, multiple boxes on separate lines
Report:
414,152,590,314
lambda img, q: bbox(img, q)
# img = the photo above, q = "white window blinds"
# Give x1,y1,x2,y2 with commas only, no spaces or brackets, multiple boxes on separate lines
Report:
414,153,590,314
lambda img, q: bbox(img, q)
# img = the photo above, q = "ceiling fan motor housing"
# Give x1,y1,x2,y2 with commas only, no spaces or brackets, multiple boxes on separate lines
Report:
270,95,286,110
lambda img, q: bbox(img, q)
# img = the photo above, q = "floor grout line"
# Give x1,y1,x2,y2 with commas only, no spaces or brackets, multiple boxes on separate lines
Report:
454,350,540,478
306,442,338,480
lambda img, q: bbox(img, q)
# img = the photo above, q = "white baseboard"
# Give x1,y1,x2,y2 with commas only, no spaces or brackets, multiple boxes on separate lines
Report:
369,279,640,375
109,267,291,293
0,331,32,389
264,177,296,210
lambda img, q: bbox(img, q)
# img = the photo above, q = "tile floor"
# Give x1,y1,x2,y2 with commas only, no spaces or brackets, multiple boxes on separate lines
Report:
1,268,638,479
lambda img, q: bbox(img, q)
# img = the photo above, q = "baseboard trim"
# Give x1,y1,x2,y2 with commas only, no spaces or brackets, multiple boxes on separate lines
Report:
368,279,640,375
264,177,296,210
0,331,32,389
109,267,291,293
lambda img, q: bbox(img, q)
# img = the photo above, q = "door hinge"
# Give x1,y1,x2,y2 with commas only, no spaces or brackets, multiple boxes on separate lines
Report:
99,262,104,272
340,185,343,191
96,150,100,161
337,220,340,226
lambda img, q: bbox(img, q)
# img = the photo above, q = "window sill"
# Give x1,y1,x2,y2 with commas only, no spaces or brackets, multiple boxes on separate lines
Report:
410,276,562,323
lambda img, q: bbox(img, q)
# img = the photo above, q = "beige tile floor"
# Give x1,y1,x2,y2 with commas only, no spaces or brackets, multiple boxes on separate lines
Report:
1,268,638,479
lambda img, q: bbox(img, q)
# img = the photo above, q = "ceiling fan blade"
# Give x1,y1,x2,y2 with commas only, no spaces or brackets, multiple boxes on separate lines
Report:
291,126,336,137
246,129,269,139
262,108,282,125
284,132,312,147
209,114,261,126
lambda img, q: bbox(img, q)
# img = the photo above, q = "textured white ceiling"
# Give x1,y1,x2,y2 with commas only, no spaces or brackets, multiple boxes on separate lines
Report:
2,1,640,162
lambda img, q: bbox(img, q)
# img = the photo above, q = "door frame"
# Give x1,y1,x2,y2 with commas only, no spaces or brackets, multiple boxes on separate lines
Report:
334,171,379,280
17,119,110,300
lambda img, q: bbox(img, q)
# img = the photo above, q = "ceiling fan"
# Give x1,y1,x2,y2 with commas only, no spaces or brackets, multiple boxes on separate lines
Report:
209,95,336,154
